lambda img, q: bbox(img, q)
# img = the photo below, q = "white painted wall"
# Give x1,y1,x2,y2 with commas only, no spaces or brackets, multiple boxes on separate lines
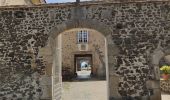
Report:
0,0,32,6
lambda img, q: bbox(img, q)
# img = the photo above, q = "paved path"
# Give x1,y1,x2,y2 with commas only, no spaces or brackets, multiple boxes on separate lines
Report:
76,70,91,79
161,92,170,100
62,81,170,100
62,81,107,100
62,74,170,100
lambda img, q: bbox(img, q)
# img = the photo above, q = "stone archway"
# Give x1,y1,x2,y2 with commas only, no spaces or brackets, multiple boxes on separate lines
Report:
2,1,170,100
148,46,170,100
151,47,170,78
39,19,120,100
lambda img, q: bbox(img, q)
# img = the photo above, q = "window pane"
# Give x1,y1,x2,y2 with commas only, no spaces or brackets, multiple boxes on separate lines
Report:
77,32,79,43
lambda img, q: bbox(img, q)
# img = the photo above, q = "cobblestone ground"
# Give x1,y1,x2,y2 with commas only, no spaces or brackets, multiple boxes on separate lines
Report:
62,81,107,100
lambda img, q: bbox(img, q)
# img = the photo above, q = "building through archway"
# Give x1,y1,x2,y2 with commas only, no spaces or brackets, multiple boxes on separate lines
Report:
56,28,108,100
60,28,107,80
48,22,114,99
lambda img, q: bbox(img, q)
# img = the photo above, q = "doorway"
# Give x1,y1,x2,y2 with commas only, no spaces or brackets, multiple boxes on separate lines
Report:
74,54,92,79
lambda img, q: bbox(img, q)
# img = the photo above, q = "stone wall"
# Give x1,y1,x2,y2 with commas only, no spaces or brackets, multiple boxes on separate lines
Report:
0,1,170,99
160,80,170,93
0,6,72,99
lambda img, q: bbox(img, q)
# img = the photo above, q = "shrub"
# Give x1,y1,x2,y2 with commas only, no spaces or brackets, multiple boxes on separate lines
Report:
160,65,170,74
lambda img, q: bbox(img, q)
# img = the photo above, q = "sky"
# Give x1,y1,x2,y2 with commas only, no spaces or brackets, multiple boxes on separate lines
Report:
46,0,75,3
46,0,91,3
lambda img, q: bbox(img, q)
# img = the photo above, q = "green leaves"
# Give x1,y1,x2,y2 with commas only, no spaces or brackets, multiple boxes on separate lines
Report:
160,65,170,74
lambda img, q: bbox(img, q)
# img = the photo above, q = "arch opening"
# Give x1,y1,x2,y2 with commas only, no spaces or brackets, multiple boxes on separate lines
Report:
54,28,108,100
155,48,170,99
39,19,119,100
149,47,170,100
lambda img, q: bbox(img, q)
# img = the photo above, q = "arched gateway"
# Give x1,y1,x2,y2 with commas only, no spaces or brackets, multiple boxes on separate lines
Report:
1,0,169,100
41,19,119,100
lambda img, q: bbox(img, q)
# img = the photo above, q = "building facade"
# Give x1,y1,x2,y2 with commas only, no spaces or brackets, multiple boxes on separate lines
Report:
0,0,46,6
61,29,106,78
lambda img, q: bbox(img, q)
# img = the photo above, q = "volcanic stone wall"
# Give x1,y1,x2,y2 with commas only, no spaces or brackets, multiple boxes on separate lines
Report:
0,1,170,99
160,80,170,93
0,6,72,99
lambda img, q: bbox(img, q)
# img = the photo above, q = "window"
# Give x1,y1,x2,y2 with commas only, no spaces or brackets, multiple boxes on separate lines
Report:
77,30,88,43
